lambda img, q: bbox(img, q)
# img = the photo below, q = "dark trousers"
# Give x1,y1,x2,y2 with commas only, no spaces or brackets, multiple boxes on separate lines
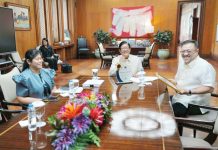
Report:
172,102,203,117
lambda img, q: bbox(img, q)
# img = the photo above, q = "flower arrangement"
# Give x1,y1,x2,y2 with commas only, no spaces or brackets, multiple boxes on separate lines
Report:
47,91,112,150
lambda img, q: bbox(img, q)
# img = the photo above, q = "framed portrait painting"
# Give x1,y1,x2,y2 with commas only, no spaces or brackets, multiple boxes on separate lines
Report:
5,2,31,30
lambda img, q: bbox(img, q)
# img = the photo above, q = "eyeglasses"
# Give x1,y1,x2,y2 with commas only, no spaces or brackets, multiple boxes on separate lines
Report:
120,47,130,52
180,50,194,54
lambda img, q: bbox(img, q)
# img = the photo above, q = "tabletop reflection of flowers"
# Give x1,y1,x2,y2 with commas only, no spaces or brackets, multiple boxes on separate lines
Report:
47,91,112,150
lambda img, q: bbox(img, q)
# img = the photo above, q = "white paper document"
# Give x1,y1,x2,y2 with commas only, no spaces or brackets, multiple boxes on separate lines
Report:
54,87,83,97
19,120,28,128
54,87,83,93
82,80,104,87
130,76,158,83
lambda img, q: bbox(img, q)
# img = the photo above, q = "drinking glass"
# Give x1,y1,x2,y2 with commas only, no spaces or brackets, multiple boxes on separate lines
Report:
138,86,145,100
69,79,79,101
138,70,145,87
72,79,79,91
92,69,98,80
36,106,46,128
29,131,36,150
36,129,47,149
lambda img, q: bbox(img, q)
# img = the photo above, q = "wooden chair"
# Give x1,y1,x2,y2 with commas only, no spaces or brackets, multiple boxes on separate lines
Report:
138,42,155,69
77,37,90,58
174,93,218,148
0,67,26,123
96,42,115,69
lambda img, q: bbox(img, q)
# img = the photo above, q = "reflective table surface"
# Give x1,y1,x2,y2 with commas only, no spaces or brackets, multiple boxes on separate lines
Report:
0,76,182,150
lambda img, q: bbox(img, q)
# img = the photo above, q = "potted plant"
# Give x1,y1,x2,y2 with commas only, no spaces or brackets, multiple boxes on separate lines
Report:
93,29,111,58
154,30,173,59
93,29,111,44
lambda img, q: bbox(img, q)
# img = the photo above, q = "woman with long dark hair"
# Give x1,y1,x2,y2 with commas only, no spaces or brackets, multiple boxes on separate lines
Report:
39,38,58,70
13,49,56,104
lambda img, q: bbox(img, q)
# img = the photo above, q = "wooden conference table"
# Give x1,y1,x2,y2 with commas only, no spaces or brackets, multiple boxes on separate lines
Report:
0,76,182,150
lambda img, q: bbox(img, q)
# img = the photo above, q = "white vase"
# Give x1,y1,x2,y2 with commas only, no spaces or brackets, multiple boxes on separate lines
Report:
157,49,170,59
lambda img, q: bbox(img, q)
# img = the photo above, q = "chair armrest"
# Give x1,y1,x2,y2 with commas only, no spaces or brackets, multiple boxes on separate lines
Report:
188,103,218,111
102,51,116,58
211,93,218,97
0,108,26,113
2,100,27,108
102,51,115,55
175,116,214,125
14,61,23,64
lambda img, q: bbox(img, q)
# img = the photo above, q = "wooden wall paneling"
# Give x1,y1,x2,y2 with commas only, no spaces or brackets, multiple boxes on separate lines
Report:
201,0,216,57
212,0,218,59
75,0,218,58
34,0,41,45
75,0,178,56
1,0,217,59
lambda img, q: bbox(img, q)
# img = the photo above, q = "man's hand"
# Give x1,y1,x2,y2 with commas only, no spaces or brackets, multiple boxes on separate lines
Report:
178,89,189,95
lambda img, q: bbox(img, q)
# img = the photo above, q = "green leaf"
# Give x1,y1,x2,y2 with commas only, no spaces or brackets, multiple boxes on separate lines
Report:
154,30,173,45
93,28,111,44
90,121,100,133
71,130,101,150
47,115,67,130
45,130,58,137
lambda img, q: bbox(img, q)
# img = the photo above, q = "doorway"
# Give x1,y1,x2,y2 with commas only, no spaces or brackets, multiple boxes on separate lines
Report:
175,0,205,54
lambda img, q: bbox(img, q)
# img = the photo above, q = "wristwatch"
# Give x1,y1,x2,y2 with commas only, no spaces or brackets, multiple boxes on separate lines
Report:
188,90,192,96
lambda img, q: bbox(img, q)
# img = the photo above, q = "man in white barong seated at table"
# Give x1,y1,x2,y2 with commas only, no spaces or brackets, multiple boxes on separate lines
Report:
109,41,143,77
172,40,216,117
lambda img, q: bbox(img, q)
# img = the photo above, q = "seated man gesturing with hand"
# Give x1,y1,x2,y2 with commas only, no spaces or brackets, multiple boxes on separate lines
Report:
172,40,216,117
109,41,143,77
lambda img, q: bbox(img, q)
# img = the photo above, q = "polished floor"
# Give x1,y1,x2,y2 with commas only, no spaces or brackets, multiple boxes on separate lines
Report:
57,57,218,146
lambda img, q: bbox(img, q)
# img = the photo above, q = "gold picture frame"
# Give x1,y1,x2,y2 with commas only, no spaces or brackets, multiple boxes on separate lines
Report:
5,2,31,30
156,73,182,94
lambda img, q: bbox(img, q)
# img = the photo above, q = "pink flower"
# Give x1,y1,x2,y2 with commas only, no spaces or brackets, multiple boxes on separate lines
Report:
90,107,104,126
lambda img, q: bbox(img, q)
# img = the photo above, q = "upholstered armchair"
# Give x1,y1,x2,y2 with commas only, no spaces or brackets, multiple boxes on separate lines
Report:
77,37,90,58
0,67,27,123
